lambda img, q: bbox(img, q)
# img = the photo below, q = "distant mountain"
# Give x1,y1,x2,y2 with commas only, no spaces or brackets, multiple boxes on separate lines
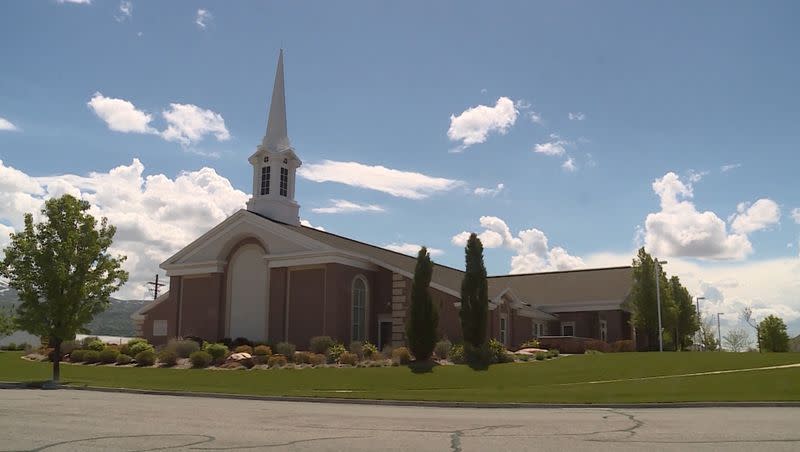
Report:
0,282,148,337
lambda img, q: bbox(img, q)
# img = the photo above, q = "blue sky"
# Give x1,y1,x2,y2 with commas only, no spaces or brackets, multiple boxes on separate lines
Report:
1,1,799,335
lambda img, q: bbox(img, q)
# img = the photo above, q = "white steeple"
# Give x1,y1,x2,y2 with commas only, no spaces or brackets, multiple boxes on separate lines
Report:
246,49,302,226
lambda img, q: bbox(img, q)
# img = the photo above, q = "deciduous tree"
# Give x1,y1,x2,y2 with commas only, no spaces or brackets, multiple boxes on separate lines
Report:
758,315,790,352
723,327,752,352
405,247,438,361
629,248,675,351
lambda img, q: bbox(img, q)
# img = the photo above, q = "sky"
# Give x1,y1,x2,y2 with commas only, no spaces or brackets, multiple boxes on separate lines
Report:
1,1,799,339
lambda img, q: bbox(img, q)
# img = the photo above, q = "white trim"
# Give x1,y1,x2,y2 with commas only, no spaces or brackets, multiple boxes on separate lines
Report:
267,250,377,271
538,301,623,313
164,261,226,277
561,321,576,337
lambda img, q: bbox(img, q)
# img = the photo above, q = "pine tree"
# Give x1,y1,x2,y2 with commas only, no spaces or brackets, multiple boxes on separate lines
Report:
459,233,488,348
405,247,438,361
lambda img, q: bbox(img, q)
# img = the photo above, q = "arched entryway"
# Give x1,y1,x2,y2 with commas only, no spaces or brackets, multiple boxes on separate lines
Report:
226,243,268,341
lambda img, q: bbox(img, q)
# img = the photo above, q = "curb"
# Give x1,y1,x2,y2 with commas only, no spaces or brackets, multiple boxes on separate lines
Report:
3,382,800,409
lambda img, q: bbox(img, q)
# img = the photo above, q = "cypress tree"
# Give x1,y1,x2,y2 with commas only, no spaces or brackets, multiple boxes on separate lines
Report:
405,247,438,361
459,233,488,348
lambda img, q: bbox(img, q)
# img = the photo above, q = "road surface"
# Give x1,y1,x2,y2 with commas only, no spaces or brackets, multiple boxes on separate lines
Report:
0,389,798,451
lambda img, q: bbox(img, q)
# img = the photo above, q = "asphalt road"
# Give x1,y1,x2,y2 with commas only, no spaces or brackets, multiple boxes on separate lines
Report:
1,389,799,451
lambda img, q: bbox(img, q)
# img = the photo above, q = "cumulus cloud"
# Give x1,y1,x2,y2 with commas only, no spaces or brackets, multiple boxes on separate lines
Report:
0,117,18,131
473,183,504,197
115,1,132,22
451,216,584,274
0,159,248,299
311,199,385,214
447,97,518,150
533,140,566,156
298,160,462,200
729,199,781,234
161,103,230,147
87,92,156,134
791,208,800,224
195,9,212,29
561,157,577,172
299,219,325,231
721,163,742,173
643,172,778,260
568,112,586,121
384,243,444,257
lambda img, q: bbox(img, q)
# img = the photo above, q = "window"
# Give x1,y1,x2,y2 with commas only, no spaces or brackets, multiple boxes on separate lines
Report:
260,166,271,195
152,320,167,337
532,321,545,337
351,277,367,342
561,321,575,337
600,319,608,342
499,314,507,345
279,167,288,196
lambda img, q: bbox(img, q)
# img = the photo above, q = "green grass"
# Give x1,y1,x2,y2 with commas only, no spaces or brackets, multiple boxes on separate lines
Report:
2,351,799,403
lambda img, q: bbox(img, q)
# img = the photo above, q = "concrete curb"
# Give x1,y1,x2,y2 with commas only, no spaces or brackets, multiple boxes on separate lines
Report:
2,382,800,409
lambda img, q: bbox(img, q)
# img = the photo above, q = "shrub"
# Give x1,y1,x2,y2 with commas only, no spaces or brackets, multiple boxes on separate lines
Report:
267,354,288,368
69,349,87,362
86,339,105,352
349,341,364,359
135,350,156,367
203,343,229,363
310,353,326,366
99,348,120,364
362,342,379,359
488,338,513,364
310,336,334,354
115,353,132,365
293,351,313,364
60,340,81,356
168,339,200,358
253,345,271,356
231,337,252,348
549,349,560,357
585,340,611,353
434,339,453,360
184,335,205,347
391,346,412,365
516,353,531,362
326,343,346,364
128,339,154,357
464,343,492,367
520,339,541,349
275,342,296,358
218,337,233,348
234,345,254,354
83,350,100,364
449,344,465,364
123,338,148,354
535,351,546,361
611,340,635,353
188,350,212,368
5,342,16,351
339,351,358,365
158,349,179,367
585,349,603,355
252,355,269,365
81,336,100,347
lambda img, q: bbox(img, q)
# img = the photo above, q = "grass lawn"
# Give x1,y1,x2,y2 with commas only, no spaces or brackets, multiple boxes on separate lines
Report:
1,351,799,403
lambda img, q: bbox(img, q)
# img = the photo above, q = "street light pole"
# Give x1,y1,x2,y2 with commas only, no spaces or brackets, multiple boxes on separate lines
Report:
696,296,706,350
654,258,668,352
717,312,723,352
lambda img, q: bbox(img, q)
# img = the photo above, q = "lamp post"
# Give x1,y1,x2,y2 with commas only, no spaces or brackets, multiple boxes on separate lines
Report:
654,258,668,352
717,313,723,352
696,296,706,350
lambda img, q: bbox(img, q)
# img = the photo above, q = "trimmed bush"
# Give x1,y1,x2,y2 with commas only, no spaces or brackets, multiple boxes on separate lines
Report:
326,343,346,364
449,344,465,364
520,339,541,349
549,349,560,357
585,340,611,353
391,346,412,365
203,343,229,363
339,351,358,365
83,350,100,364
168,339,200,358
135,350,156,367
275,342,296,358
349,341,364,359
86,339,105,352
434,339,453,360
188,350,212,368
60,340,81,356
128,339,154,357
516,353,531,362
253,355,269,365
535,351,546,361
81,336,100,347
310,353,326,366
611,340,635,353
158,349,179,367
310,336,334,354
234,345,254,354
293,351,313,364
267,354,288,368
116,353,133,365
253,345,272,356
99,348,119,364
231,337,252,348
488,339,513,364
585,349,603,355
362,342,379,359
69,349,87,362
218,337,233,348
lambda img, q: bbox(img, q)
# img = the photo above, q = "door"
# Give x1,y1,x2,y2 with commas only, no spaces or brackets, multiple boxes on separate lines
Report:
378,321,392,351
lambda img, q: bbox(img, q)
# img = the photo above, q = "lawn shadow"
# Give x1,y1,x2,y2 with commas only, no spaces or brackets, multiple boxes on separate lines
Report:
408,360,438,374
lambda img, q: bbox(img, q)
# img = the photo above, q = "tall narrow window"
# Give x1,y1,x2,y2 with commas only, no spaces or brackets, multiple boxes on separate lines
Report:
260,166,271,195
352,277,367,342
600,319,608,342
499,314,507,345
279,167,288,197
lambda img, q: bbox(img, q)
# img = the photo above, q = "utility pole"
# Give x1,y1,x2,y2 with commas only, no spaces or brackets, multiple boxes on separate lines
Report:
717,312,723,352
146,274,166,301
654,258,668,352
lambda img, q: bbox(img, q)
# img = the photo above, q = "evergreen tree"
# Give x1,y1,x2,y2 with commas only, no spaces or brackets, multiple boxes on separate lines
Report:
758,315,790,352
0,195,128,383
405,246,438,361
459,233,488,348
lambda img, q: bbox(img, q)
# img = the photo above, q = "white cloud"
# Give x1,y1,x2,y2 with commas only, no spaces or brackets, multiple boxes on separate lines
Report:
473,183,504,197
534,134,569,156
447,97,518,150
57,0,91,4
791,208,800,224
451,216,584,273
568,112,586,121
161,103,230,147
561,157,576,172
0,117,18,131
300,219,325,231
311,199,385,214
115,1,132,22
527,111,543,124
721,163,742,173
298,160,462,200
687,169,709,183
384,243,444,257
195,9,212,29
729,199,781,234
87,92,156,134
0,159,249,299
644,172,758,260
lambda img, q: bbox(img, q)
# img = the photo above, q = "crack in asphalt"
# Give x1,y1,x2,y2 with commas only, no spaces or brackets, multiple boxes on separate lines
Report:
10,434,216,452
188,435,366,450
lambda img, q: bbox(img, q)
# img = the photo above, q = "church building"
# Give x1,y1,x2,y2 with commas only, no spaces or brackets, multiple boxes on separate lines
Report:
134,51,635,351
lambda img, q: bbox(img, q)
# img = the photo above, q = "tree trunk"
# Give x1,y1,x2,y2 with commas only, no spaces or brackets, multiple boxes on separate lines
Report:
52,338,61,384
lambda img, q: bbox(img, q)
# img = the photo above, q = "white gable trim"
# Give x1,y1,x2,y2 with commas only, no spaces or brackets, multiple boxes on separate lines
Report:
164,261,226,276
267,250,378,271
538,300,625,313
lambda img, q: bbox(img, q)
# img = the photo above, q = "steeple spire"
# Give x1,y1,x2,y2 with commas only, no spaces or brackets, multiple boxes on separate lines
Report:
262,49,291,152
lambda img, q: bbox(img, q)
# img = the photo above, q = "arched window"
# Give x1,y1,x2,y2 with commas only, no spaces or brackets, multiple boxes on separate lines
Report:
351,276,368,342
